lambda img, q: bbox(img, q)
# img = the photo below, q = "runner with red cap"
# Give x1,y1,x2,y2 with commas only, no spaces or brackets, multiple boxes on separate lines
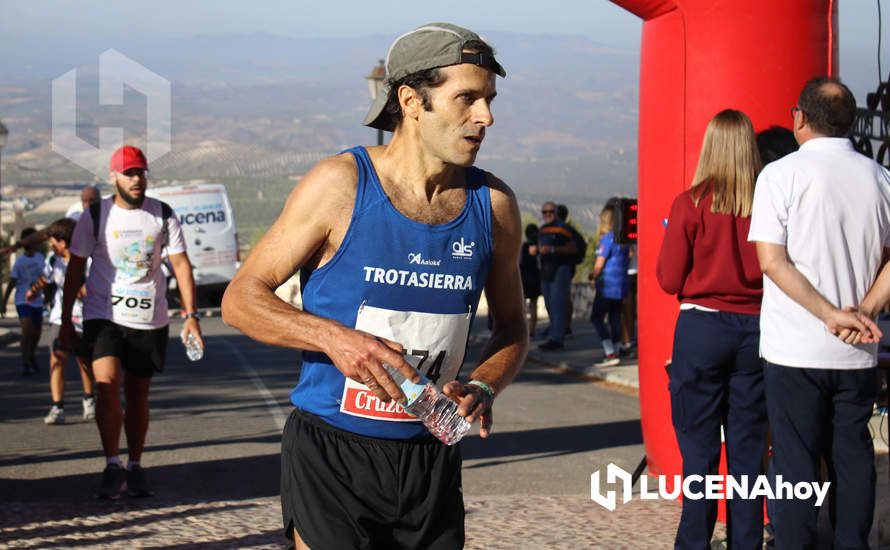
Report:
60,145,203,499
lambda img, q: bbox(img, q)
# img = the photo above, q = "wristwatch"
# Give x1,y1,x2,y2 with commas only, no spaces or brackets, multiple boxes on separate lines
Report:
182,312,201,321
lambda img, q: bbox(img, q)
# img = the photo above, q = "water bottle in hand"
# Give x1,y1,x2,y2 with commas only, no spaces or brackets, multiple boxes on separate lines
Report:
384,360,470,445
182,332,203,361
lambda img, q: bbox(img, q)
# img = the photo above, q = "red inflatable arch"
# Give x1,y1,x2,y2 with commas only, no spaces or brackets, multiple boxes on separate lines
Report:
608,0,837,488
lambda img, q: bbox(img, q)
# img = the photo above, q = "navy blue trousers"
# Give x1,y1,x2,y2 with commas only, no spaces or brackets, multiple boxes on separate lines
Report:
670,309,767,550
590,294,622,347
764,362,876,550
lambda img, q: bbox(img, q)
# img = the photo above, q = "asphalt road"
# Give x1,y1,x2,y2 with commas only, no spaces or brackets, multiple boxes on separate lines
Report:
0,314,645,503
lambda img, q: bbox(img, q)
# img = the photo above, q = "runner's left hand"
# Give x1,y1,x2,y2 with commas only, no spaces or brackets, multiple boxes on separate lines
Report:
442,381,494,438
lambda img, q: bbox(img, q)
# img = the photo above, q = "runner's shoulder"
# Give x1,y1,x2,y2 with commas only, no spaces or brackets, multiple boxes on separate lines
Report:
295,153,358,203
482,171,518,217
480,171,521,253
481,171,516,204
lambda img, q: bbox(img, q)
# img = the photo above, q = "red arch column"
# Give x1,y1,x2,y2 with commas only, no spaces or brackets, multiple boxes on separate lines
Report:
609,0,837,485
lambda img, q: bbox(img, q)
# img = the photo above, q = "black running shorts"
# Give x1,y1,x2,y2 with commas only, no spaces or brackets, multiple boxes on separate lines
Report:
281,408,465,550
83,319,169,378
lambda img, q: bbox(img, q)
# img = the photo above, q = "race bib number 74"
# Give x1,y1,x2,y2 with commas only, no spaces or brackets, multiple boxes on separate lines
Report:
340,304,472,422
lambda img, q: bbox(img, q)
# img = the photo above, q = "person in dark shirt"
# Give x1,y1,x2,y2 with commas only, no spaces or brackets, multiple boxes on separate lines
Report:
519,224,541,338
657,109,765,549
557,204,586,335
754,124,797,545
538,201,577,350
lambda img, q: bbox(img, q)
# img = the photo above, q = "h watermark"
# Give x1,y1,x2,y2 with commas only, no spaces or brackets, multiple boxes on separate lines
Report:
590,463,830,511
52,49,170,178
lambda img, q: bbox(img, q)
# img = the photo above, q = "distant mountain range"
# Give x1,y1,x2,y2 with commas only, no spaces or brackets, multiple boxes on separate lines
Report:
0,31,641,232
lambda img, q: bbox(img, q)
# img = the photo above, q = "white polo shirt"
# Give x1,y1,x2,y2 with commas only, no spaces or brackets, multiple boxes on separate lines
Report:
749,137,890,369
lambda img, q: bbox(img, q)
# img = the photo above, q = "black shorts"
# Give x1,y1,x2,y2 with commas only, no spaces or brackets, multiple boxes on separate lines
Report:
522,278,541,300
49,324,92,362
83,320,169,378
281,408,464,550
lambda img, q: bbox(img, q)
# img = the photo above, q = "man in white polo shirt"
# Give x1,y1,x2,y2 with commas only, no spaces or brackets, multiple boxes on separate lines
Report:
749,76,890,548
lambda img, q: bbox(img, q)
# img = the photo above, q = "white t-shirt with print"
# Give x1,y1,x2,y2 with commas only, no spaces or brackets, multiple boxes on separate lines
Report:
748,137,890,369
43,254,88,330
70,196,186,330
11,252,45,307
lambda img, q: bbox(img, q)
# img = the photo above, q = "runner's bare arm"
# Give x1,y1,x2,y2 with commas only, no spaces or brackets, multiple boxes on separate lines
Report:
59,254,87,347
0,229,49,257
168,251,203,347
221,154,417,401
443,175,528,437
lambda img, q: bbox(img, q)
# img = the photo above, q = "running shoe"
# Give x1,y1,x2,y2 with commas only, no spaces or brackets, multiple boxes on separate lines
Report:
538,340,564,351
126,466,155,497
97,464,127,499
43,405,65,425
594,354,620,367
82,396,96,420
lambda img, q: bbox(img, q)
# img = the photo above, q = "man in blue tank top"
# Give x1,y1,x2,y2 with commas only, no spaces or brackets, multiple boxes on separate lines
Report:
222,22,528,550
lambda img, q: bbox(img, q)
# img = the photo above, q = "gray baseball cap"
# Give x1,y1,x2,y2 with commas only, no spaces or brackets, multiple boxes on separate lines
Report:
363,22,506,132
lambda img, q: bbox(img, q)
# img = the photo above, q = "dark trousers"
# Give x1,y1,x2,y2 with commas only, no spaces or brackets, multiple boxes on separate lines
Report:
764,362,876,550
670,309,767,550
590,294,622,348
541,264,572,343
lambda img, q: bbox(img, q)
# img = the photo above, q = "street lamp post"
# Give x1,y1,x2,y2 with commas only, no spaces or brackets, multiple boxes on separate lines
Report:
365,59,385,146
0,120,8,239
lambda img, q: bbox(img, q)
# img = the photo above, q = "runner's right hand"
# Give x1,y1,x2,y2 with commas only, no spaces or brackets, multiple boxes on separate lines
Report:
324,327,419,404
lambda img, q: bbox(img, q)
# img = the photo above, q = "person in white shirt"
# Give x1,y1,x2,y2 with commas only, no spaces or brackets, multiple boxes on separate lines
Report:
2,227,46,375
749,76,889,548
0,186,101,258
64,185,101,222
26,218,95,425
61,146,203,500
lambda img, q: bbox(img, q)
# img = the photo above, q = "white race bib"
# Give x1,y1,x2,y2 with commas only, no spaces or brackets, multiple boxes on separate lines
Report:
340,304,472,422
111,282,156,324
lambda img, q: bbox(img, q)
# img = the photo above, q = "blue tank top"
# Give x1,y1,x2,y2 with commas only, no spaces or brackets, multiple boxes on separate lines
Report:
291,146,493,439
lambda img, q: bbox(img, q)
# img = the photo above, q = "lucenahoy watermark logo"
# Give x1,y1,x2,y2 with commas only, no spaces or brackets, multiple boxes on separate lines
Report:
590,463,830,511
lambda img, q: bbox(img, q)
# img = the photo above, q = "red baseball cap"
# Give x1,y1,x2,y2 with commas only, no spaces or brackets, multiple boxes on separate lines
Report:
110,146,148,172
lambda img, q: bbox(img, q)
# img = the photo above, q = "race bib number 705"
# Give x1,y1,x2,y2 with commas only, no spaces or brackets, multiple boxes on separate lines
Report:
111,282,156,324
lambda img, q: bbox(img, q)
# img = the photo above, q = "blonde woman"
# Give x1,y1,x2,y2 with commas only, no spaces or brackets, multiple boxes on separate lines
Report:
657,109,766,550
589,204,629,366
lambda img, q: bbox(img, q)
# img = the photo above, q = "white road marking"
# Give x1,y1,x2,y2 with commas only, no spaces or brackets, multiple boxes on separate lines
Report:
220,339,287,431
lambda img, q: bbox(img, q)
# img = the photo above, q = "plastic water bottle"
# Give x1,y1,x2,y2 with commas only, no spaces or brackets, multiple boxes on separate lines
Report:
182,332,203,361
384,362,470,445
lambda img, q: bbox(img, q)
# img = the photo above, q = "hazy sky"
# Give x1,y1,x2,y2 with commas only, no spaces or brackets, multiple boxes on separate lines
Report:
0,1,641,44
2,2,886,67
1,1,888,99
